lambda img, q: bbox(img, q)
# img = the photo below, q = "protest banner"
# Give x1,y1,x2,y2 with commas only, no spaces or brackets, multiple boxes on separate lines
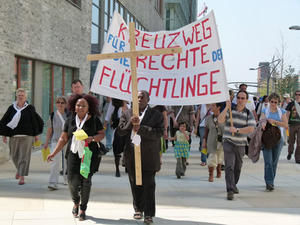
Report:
90,10,229,105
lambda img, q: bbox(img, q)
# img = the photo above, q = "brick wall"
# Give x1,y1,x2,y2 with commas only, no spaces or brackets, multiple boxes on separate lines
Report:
0,0,92,163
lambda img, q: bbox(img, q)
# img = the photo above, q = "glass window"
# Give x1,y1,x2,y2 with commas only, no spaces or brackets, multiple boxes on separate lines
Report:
166,9,170,30
41,63,51,124
53,66,63,104
19,58,33,103
110,0,114,16
104,13,108,30
104,31,107,41
91,24,99,44
130,15,134,22
120,5,124,18
93,0,99,7
126,13,130,24
64,68,73,98
92,5,99,25
13,58,18,102
114,1,119,12
105,0,109,13
90,61,99,85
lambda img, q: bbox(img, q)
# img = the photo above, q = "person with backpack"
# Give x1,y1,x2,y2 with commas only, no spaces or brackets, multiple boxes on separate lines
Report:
44,96,68,190
285,90,300,163
202,102,224,182
218,90,256,200
260,93,288,191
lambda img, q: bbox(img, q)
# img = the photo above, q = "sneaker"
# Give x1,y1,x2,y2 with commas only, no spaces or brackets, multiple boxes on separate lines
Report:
48,183,58,190
287,154,292,160
227,191,234,200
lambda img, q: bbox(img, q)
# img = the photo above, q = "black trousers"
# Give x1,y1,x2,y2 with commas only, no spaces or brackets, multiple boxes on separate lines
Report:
67,151,93,212
128,170,156,217
68,173,92,211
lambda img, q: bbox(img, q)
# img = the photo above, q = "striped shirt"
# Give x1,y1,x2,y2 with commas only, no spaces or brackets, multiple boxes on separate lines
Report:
223,108,256,146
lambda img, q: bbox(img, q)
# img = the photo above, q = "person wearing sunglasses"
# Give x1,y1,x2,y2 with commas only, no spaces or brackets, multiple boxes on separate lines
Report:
218,90,256,200
47,94,104,221
260,93,288,191
44,96,68,190
285,90,300,163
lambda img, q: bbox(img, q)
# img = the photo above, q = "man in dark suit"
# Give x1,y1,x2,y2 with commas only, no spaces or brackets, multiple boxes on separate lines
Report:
118,90,164,224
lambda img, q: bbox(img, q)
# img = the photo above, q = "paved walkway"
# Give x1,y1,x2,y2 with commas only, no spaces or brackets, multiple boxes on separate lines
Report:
1,137,300,225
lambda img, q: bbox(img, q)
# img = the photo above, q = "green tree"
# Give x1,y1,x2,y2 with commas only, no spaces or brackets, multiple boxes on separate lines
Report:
276,65,298,97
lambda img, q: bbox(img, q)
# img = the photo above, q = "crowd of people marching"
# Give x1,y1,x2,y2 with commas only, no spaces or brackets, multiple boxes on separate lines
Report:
0,80,300,224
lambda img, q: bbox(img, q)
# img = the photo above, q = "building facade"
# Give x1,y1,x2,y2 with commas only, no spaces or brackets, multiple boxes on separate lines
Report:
90,0,165,81
164,0,197,30
0,0,92,162
0,0,165,162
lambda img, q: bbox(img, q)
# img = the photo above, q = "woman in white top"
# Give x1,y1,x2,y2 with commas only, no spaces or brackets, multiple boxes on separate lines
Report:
44,96,68,190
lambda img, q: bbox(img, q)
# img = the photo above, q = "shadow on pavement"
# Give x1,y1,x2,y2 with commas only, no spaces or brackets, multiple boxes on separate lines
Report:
86,215,223,225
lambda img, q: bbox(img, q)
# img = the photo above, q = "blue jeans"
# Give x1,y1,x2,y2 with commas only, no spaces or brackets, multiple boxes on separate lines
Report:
262,138,284,186
198,126,207,163
105,123,113,149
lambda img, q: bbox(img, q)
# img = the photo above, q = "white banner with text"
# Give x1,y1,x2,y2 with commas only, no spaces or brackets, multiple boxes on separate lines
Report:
91,10,229,105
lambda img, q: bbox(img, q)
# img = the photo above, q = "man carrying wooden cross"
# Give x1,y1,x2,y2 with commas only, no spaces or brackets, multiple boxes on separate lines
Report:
117,90,163,224
87,20,181,223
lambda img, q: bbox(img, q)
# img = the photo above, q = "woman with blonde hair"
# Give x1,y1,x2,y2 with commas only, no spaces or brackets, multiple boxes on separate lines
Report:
0,88,43,185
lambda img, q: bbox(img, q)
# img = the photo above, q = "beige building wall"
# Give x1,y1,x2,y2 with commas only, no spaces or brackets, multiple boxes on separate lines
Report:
0,0,92,163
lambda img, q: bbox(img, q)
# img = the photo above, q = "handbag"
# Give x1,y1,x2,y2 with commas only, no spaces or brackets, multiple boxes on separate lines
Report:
262,122,281,149
97,141,109,156
80,141,93,179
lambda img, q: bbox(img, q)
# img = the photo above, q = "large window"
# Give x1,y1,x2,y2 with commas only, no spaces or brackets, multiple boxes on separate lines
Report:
14,56,76,115
92,0,100,49
90,0,147,83
92,0,146,53
15,57,33,103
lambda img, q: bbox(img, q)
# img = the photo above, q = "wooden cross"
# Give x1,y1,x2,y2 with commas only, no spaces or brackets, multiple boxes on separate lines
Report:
87,22,182,185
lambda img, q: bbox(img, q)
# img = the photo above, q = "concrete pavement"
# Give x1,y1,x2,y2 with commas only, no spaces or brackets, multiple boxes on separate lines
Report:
1,137,300,225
